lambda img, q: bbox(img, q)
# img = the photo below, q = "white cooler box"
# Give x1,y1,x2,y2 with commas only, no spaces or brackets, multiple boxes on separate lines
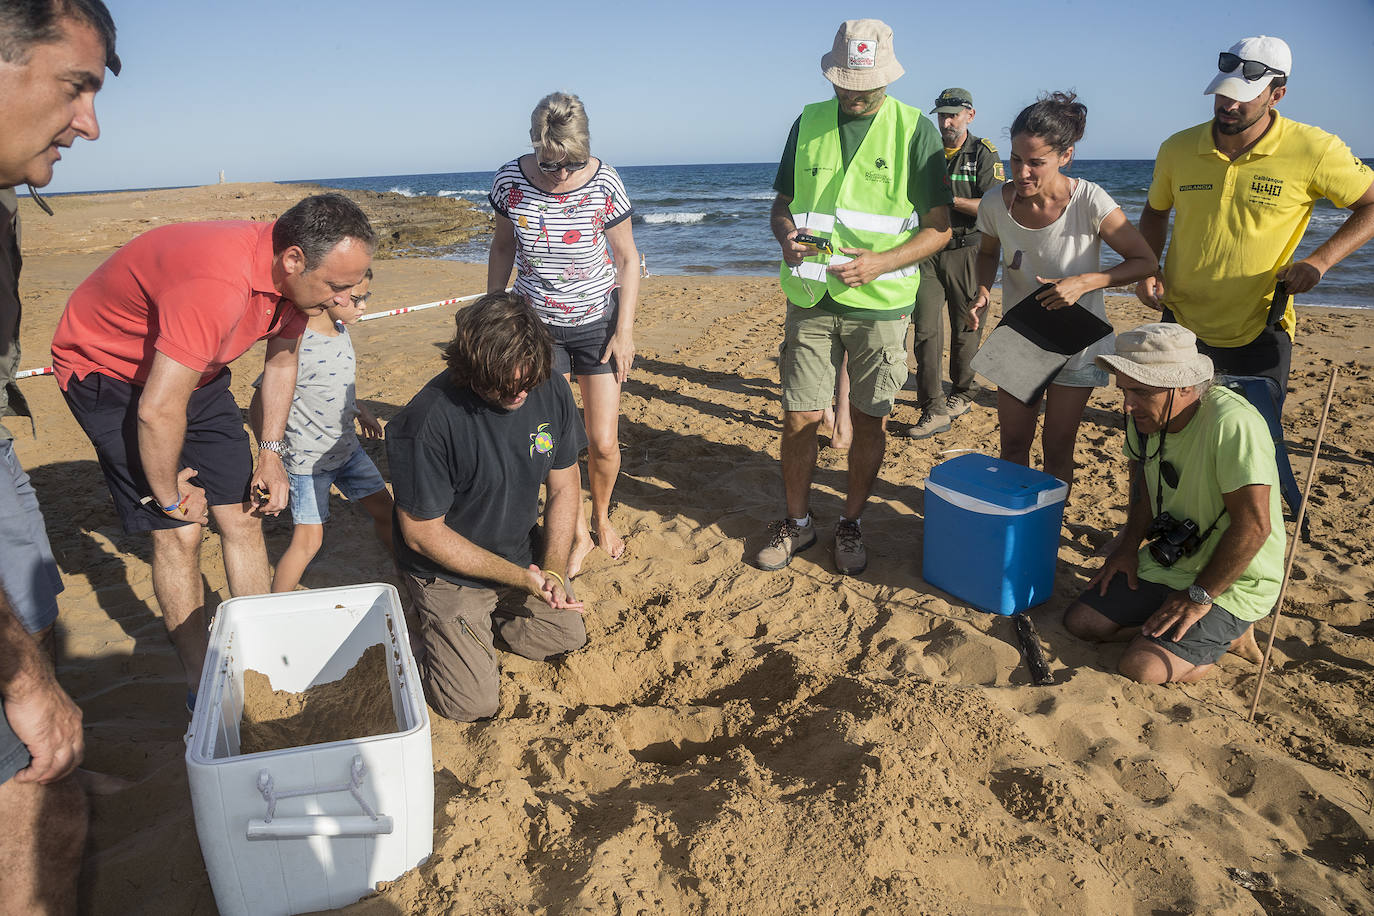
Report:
185,584,433,916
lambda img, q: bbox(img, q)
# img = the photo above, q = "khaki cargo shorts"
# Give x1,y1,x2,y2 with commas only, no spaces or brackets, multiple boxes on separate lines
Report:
780,302,910,417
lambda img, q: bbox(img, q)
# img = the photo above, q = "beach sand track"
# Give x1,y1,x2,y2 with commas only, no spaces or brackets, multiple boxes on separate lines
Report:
7,184,1371,914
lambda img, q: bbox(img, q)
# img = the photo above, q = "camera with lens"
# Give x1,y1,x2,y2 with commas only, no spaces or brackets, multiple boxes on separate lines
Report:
1145,512,1204,567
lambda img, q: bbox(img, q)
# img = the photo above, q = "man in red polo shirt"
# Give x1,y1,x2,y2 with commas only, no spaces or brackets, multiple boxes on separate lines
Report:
51,193,374,700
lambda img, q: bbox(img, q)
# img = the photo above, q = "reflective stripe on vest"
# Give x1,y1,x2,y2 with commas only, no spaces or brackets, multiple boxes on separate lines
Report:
779,97,921,312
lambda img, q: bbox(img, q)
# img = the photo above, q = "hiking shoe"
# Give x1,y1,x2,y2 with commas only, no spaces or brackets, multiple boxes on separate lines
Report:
832,519,867,575
900,407,951,439
755,517,817,570
945,392,974,418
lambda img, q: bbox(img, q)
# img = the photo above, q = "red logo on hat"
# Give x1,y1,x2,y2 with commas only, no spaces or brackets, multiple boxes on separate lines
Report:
857,42,869,53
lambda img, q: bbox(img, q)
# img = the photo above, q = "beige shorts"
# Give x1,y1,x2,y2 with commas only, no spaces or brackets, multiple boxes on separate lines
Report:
780,303,910,417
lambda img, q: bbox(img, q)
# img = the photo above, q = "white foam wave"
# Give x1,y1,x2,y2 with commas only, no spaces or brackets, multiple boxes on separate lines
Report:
438,189,488,197
388,186,418,197
643,212,707,224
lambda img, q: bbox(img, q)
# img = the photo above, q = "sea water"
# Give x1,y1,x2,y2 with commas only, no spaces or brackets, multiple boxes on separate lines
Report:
299,159,1374,309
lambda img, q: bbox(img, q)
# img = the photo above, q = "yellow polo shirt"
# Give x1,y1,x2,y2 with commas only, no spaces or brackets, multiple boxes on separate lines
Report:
1147,112,1373,347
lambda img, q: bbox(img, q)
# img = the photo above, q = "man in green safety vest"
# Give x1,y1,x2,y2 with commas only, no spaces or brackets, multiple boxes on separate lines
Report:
758,19,952,577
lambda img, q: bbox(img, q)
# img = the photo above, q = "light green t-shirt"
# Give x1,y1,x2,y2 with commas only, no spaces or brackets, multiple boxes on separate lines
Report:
1126,386,1285,621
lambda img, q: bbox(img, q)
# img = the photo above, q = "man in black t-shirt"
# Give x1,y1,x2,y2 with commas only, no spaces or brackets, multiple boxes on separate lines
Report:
386,292,588,721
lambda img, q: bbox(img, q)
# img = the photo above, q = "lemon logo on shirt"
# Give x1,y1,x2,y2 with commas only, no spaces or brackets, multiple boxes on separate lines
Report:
530,423,554,457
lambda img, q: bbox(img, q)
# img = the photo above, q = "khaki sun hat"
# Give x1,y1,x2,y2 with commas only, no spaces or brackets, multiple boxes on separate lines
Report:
820,19,904,91
1095,323,1214,388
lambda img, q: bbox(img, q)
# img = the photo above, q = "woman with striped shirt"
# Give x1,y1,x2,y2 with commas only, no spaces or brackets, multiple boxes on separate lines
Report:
488,92,641,574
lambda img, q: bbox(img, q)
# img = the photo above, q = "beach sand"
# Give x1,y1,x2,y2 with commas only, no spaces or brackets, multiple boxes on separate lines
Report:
11,184,1372,914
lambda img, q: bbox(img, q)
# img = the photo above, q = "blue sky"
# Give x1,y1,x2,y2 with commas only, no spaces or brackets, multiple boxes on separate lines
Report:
45,0,1374,193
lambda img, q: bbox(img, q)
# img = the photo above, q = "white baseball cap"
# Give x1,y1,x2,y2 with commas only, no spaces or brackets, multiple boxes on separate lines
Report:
1204,36,1291,103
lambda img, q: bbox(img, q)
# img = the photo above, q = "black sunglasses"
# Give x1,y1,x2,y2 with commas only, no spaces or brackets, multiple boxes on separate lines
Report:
1218,52,1285,82
537,159,588,174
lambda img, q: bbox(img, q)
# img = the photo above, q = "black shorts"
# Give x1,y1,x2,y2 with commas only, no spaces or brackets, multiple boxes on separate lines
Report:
549,292,618,378
1077,574,1254,667
1162,308,1292,407
61,368,254,533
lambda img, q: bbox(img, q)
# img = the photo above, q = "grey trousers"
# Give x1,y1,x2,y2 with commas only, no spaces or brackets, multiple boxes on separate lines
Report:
402,573,586,722
912,243,984,412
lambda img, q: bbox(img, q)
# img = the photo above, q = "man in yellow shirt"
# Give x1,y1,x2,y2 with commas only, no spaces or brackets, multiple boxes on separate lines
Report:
1136,36,1374,403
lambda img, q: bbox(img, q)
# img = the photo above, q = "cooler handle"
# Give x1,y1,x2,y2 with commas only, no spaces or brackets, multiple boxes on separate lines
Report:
925,479,1068,516
247,815,394,840
248,755,389,841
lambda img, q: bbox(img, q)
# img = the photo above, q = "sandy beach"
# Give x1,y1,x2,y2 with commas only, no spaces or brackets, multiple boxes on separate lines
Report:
11,183,1373,914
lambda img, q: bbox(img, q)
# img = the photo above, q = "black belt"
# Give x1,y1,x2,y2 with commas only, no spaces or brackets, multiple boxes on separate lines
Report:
945,231,980,251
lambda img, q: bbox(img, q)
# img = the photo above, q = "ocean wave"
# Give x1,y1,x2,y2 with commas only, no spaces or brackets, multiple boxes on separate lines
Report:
635,192,773,206
438,189,489,197
387,186,419,197
641,212,708,225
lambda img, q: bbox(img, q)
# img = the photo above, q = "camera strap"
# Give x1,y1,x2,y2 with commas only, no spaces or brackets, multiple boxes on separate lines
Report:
1132,390,1227,549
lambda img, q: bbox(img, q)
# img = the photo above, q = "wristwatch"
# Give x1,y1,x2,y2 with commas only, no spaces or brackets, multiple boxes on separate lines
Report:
1187,584,1214,606
258,439,288,456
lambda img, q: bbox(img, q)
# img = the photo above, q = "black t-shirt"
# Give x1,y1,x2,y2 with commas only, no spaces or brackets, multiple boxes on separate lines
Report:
385,371,586,587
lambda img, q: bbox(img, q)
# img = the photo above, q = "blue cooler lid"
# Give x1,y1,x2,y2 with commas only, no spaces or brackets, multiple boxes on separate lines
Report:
927,453,1066,510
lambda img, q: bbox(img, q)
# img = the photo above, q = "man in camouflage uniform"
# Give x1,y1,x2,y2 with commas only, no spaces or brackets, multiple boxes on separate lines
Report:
903,88,1004,438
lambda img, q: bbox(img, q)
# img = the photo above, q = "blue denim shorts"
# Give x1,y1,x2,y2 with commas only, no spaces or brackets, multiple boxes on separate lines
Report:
1,697,30,786
0,439,63,632
1054,361,1110,388
288,445,387,525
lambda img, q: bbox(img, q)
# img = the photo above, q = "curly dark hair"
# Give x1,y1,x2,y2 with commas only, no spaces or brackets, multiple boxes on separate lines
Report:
1010,91,1087,155
443,292,553,400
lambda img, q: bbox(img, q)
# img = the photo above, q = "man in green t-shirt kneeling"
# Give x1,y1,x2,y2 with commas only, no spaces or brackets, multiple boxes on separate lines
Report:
1065,324,1284,684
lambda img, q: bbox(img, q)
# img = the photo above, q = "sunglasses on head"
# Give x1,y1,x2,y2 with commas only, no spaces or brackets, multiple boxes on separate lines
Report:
537,158,588,174
1218,52,1286,83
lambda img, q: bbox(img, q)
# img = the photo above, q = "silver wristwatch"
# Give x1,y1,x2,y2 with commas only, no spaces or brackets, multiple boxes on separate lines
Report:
1187,584,1214,606
258,439,288,457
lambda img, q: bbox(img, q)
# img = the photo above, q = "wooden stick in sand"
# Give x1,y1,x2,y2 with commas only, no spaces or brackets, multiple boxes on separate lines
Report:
1246,368,1339,723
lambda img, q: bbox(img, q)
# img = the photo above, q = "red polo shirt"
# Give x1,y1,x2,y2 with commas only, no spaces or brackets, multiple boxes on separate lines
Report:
51,220,307,390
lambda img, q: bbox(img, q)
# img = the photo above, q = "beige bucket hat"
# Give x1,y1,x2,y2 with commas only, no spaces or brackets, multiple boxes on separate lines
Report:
1095,323,1214,388
820,19,904,91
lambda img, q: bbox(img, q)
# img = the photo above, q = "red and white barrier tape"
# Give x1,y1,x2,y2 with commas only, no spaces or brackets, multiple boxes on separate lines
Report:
15,288,496,380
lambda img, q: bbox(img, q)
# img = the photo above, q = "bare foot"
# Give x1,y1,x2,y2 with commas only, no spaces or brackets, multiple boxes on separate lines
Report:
567,533,595,579
593,521,626,560
1228,627,1264,665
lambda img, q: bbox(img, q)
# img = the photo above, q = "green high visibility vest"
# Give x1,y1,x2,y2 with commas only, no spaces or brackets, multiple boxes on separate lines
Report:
779,97,922,312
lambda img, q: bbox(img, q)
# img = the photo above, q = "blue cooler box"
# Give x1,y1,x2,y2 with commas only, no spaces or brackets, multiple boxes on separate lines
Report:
922,454,1069,615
